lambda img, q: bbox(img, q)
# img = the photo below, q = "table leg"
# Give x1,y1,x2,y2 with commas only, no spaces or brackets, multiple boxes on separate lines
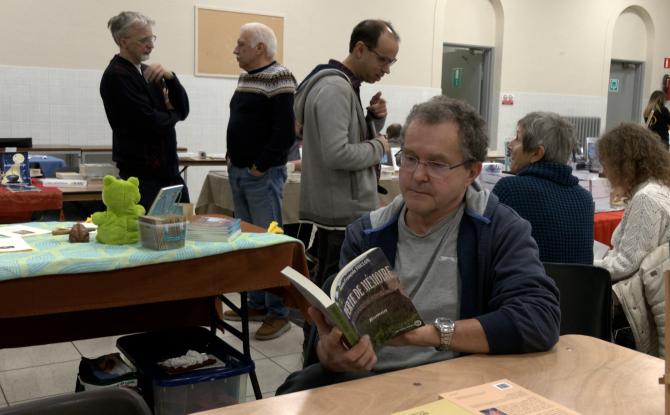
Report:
217,293,263,400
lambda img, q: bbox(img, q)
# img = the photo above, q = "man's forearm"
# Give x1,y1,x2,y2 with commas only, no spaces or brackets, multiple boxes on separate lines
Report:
392,318,490,354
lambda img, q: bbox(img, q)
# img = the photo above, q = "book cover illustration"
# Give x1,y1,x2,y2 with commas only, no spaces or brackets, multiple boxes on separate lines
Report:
331,247,424,349
281,247,423,349
1,152,31,185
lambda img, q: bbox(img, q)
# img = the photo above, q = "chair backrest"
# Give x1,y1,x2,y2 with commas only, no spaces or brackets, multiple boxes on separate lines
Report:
543,262,612,341
0,388,151,415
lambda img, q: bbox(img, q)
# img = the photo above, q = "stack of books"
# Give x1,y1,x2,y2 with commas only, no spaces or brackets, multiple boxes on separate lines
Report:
188,216,241,242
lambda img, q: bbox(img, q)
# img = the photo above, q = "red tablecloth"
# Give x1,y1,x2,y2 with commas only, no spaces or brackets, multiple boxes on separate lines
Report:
594,210,624,248
0,184,62,223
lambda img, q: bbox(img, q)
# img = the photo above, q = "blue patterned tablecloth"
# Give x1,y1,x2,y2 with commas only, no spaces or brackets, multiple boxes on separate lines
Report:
0,222,300,282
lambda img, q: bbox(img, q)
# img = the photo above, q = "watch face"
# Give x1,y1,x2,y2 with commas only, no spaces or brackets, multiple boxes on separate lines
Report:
435,317,451,327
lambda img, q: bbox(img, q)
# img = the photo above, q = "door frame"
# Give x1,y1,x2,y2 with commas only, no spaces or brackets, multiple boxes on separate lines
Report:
608,59,645,124
442,43,493,131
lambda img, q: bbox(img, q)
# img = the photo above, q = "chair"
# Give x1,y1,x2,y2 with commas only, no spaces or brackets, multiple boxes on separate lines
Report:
0,388,151,415
543,262,612,341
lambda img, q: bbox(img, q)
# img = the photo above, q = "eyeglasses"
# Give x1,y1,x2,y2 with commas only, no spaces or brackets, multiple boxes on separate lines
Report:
134,35,156,45
366,45,397,67
397,150,471,178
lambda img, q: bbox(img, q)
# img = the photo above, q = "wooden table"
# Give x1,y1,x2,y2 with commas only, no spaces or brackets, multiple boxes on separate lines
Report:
178,156,228,182
0,220,309,398
59,183,104,202
196,335,663,415
196,170,401,224
0,220,308,346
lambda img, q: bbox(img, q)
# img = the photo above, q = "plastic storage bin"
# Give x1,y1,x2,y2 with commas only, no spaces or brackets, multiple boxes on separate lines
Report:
138,217,187,250
116,327,252,415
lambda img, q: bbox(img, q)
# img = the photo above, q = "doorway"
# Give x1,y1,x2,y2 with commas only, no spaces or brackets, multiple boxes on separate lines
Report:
605,60,644,132
441,44,492,124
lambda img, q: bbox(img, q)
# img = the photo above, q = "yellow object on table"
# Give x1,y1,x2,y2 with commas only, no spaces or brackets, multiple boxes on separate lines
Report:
267,221,284,234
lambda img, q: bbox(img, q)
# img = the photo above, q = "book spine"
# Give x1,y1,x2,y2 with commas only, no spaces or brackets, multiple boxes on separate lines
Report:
40,179,88,187
326,303,360,348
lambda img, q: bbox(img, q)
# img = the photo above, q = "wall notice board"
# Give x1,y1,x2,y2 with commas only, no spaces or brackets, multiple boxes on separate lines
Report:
195,6,284,77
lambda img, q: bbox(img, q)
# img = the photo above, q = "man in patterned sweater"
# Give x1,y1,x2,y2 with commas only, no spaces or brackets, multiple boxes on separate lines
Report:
224,22,297,340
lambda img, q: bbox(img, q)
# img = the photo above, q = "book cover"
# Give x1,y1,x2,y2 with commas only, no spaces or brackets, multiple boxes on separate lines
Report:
439,379,581,415
392,399,472,415
0,237,32,253
4,183,41,192
281,247,423,349
0,225,51,238
1,152,30,185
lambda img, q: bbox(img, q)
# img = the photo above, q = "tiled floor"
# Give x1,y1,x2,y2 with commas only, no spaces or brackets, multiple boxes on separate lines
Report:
0,293,304,408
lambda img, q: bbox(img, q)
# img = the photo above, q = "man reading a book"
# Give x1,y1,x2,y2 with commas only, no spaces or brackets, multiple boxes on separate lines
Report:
277,96,560,393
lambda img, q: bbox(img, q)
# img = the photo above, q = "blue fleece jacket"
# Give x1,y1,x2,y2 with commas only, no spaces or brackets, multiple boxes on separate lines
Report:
340,188,561,355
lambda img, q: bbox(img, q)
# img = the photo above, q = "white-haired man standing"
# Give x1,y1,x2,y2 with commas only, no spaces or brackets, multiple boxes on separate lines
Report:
100,11,190,210
223,23,297,340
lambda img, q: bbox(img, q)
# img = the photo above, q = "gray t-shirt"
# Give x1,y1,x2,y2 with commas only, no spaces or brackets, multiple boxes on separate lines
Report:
374,203,464,371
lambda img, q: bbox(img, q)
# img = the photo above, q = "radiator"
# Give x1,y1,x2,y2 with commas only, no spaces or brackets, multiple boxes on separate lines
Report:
563,116,601,152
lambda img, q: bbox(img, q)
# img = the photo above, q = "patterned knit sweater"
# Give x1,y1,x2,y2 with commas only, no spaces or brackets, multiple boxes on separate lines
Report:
595,180,670,280
492,161,594,264
226,61,297,171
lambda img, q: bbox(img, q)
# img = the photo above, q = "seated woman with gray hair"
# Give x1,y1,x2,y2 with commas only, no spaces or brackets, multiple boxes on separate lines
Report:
492,111,594,264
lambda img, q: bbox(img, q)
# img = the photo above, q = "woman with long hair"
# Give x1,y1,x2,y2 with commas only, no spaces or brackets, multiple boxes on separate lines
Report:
643,90,670,147
597,123,670,356
596,123,670,279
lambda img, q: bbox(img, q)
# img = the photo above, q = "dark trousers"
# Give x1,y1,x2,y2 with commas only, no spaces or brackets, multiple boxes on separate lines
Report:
313,228,346,288
119,173,190,213
276,363,376,395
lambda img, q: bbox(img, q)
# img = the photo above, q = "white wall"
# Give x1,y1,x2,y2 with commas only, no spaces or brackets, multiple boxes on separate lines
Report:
1,0,670,194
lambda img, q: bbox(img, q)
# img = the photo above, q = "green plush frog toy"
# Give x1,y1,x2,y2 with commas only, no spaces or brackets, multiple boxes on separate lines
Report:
92,175,146,244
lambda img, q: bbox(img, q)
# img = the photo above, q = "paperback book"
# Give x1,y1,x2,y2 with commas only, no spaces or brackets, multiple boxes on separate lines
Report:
0,224,51,238
0,237,32,253
281,247,423,348
1,152,30,185
188,216,241,242
394,379,580,414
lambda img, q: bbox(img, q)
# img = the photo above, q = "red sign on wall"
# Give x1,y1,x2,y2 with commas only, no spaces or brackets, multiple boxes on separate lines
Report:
665,57,670,69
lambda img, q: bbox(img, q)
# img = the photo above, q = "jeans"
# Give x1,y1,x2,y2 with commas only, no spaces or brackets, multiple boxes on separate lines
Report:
228,164,287,228
229,164,288,318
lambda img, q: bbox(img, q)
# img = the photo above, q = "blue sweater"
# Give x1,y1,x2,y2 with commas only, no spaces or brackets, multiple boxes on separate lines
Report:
492,162,594,264
341,190,560,355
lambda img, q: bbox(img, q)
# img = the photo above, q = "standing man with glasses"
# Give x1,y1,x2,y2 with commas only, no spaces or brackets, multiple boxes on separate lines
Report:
294,19,397,293
101,11,190,210
277,96,559,393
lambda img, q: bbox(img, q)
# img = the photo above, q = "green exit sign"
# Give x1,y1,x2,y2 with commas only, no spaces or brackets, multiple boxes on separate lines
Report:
609,78,619,93
452,68,463,88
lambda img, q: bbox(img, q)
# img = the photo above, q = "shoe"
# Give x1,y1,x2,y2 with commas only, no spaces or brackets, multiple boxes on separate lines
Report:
223,308,266,322
254,316,291,340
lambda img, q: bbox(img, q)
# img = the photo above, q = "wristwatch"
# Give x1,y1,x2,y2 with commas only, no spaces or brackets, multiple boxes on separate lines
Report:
433,317,455,351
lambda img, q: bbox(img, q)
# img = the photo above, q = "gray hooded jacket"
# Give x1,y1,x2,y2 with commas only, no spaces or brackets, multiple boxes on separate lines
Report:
294,68,385,227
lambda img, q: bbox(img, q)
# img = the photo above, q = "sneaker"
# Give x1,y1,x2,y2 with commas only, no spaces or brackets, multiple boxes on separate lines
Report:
254,316,291,340
223,308,266,322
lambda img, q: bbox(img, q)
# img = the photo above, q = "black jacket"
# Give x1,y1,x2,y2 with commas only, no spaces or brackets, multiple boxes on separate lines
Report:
100,55,189,178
